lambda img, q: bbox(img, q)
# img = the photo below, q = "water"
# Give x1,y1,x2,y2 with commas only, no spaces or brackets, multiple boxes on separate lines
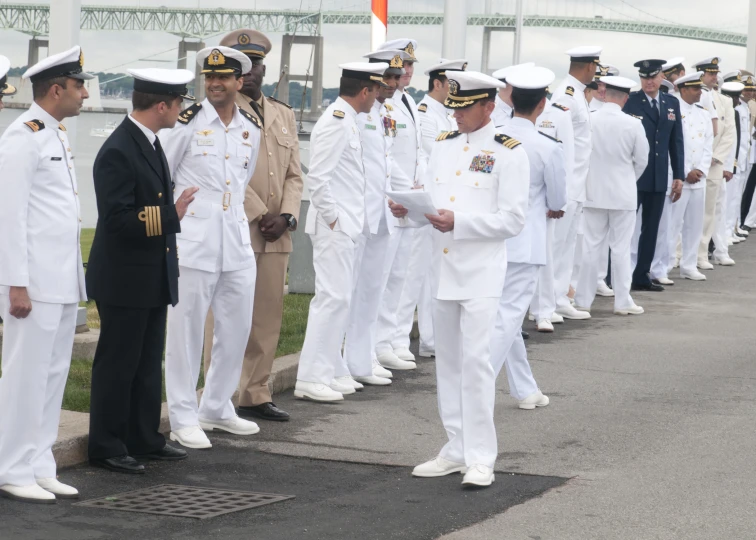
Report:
0,99,314,228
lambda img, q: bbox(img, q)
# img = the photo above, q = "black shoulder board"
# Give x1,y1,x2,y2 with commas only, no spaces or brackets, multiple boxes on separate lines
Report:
630,114,643,120
266,95,292,109
23,120,45,133
552,102,569,112
435,131,461,141
333,110,345,119
177,103,202,125
239,108,262,129
539,132,561,143
695,103,705,109
565,86,575,97
495,133,522,149
417,103,428,113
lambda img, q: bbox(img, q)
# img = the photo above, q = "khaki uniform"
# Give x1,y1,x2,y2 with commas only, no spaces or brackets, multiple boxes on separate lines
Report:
204,92,303,406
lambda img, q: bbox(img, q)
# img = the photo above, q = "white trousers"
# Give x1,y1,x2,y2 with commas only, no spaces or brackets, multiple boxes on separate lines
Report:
530,219,556,321
575,208,636,311
341,226,392,378
713,178,730,259
597,239,609,283
570,212,584,290
392,224,434,352
651,194,673,279
490,263,540,400
667,188,705,274
434,296,499,468
296,226,359,385
553,200,583,310
745,164,756,227
699,176,725,263
374,227,414,355
0,299,77,486
166,265,255,430
725,169,745,236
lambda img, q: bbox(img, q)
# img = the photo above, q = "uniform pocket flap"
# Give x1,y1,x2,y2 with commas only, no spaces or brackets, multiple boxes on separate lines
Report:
185,201,211,218
276,135,294,148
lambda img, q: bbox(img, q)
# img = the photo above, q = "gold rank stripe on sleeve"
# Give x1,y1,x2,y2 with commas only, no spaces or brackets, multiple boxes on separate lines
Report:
333,110,346,119
565,86,575,97
417,103,428,113
23,120,45,132
552,103,569,112
435,130,461,141
494,133,522,149
138,206,163,237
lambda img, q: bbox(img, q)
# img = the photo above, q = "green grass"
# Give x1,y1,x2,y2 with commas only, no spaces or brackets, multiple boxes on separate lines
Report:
80,228,95,264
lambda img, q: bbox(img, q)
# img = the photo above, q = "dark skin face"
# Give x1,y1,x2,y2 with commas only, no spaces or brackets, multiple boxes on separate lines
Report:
241,56,265,101
379,74,400,102
680,86,702,105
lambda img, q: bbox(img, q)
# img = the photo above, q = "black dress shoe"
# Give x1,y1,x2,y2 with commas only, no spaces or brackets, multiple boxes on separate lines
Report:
238,402,290,422
742,225,752,232
631,282,664,292
134,444,187,461
90,455,145,474
521,331,530,340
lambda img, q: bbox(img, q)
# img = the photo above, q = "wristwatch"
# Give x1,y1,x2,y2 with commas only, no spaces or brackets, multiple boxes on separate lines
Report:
281,213,297,231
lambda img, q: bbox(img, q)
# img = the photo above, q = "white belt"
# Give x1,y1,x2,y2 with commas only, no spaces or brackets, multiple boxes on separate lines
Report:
192,190,245,210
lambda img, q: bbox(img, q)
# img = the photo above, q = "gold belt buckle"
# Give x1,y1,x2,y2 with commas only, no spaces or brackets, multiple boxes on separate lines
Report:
222,192,231,211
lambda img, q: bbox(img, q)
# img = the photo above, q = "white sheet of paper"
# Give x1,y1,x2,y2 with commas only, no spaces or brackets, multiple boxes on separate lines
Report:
386,190,438,224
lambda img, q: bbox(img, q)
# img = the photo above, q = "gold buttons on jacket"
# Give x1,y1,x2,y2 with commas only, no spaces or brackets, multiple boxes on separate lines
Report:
268,152,272,156
74,190,78,195
456,171,461,176
203,151,208,156
450,196,456,202
225,154,230,159
463,146,469,152
270,192,275,197
226,180,231,185
166,247,170,253
475,182,479,186
191,211,195,215
78,218,82,223
443,248,449,254
269,172,274,176
158,192,162,198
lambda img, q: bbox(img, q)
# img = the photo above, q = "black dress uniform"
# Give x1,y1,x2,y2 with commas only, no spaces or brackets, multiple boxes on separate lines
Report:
86,95,186,464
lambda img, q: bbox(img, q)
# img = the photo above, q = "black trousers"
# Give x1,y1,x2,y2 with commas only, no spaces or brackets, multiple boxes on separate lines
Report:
88,303,167,460
741,165,756,226
632,191,666,285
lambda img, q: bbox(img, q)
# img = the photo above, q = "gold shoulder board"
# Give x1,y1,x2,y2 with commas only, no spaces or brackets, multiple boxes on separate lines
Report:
333,110,345,119
58,123,67,131
239,108,261,128
23,120,45,133
435,130,461,141
494,133,522,149
384,103,394,111
417,103,428,113
552,103,569,111
266,95,293,109
565,86,575,97
177,103,203,125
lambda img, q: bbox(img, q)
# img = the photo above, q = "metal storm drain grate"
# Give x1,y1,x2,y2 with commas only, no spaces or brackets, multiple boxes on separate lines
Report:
74,484,295,520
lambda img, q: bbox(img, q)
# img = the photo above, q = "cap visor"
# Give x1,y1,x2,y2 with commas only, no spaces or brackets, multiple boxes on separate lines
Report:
70,72,95,81
180,93,196,101
1,84,17,96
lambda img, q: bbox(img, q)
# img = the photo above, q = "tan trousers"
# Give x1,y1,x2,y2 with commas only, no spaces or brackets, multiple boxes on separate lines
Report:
698,165,724,264
203,252,289,406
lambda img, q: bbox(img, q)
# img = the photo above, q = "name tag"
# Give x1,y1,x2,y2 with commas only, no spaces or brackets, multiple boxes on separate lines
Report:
365,124,377,130
397,123,407,129
196,139,214,147
51,157,62,161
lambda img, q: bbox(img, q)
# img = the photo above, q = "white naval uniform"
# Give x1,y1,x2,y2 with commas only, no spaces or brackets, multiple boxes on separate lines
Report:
297,98,366,385
589,98,604,112
0,103,86,487
340,99,396,378
712,94,739,260
491,95,513,128
551,75,591,312
423,121,529,468
163,99,261,430
391,94,456,354
575,102,649,311
723,100,750,238
488,118,566,400
667,100,713,275
530,101,575,321
374,89,421,357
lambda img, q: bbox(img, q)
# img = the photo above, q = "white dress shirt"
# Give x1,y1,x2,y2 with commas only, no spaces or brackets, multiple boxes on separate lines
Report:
128,114,157,147
552,74,591,202
389,89,422,191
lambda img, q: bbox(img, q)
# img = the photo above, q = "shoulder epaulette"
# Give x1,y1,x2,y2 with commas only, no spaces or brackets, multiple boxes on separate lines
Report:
630,114,643,120
565,86,575,97
384,103,394,112
266,95,292,109
495,133,522,149
177,103,202,125
23,120,45,133
239,108,262,129
539,132,561,143
333,110,345,119
58,123,67,131
552,103,569,111
695,104,705,109
418,103,428,113
436,130,461,141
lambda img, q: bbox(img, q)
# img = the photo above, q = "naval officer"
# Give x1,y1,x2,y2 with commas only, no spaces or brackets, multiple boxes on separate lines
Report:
392,71,530,488
575,76,649,315
87,69,196,473
294,62,387,402
491,62,534,127
721,74,750,247
488,66,566,409
0,55,16,110
162,46,262,449
0,46,90,503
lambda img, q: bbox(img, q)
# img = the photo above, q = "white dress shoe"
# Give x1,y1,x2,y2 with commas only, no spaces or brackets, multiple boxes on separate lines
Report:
36,478,78,499
551,313,564,324
596,281,614,297
329,378,356,395
170,426,212,449
353,374,392,386
518,390,550,410
418,349,435,358
372,357,393,378
673,258,680,269
294,381,344,402
737,226,749,236
714,256,735,266
681,269,706,281
536,319,554,333
0,484,56,504
412,456,467,477
392,347,416,362
697,261,714,270
461,464,495,487
727,237,735,246
200,415,260,436
614,304,644,315
377,351,416,370
556,305,591,320
334,375,363,390
656,277,674,285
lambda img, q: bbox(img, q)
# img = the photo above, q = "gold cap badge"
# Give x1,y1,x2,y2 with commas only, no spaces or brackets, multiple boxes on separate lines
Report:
209,49,226,66
389,55,403,69
449,79,459,96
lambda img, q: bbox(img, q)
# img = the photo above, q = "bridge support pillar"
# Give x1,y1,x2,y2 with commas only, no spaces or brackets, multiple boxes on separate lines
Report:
278,34,323,120
442,0,467,58
178,39,205,101
748,0,756,72
27,37,48,67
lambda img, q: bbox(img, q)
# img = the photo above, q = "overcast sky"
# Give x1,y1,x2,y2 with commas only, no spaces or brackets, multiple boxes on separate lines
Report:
0,0,751,88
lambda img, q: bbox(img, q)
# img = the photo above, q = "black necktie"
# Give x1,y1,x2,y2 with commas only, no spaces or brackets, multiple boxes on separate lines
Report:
153,136,171,190
250,99,264,127
651,98,658,113
401,94,415,122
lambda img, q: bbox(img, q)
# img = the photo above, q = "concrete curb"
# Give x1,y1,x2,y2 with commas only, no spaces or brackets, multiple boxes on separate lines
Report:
1,326,100,361
52,352,301,468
